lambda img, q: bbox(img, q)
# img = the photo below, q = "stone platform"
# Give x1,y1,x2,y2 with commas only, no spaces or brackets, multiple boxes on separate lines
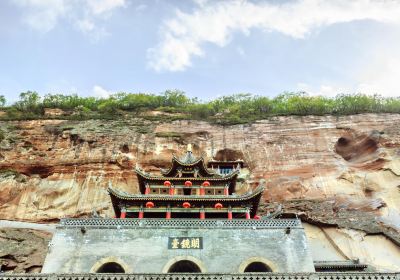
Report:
42,218,313,273
0,273,399,280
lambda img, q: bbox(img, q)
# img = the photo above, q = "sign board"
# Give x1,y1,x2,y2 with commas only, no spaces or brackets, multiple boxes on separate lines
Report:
168,237,203,249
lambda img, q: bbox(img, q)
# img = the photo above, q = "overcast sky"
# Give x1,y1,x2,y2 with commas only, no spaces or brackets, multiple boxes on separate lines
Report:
1,0,400,102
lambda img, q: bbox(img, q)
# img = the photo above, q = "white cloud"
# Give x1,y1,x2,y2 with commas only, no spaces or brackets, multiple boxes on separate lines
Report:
11,0,126,38
92,85,113,98
147,34,204,71
12,0,68,32
76,18,95,33
75,19,110,41
148,0,400,72
86,0,126,16
355,44,400,97
296,82,351,97
296,36,400,97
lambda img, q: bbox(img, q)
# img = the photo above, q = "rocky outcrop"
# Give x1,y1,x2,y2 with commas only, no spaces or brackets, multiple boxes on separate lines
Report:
304,223,400,272
0,228,51,273
0,114,399,271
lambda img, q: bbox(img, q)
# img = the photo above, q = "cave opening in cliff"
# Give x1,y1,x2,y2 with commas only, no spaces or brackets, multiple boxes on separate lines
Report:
335,133,379,162
121,144,130,153
25,165,54,178
96,262,125,273
244,262,272,272
167,260,201,273
214,148,245,162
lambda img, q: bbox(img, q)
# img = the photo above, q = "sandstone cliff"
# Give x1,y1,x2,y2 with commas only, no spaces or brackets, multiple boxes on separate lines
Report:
0,114,399,272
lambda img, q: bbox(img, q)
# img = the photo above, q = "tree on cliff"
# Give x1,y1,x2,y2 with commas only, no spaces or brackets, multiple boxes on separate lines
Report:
0,95,6,107
15,91,42,114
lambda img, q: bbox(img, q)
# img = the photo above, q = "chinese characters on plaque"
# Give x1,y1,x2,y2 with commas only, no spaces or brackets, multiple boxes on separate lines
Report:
168,237,203,249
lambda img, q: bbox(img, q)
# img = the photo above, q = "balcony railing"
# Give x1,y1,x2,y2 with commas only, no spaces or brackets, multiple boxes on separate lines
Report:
59,218,302,228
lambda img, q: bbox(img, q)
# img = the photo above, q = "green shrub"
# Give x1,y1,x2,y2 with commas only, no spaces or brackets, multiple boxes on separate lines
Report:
0,168,20,178
2,90,400,123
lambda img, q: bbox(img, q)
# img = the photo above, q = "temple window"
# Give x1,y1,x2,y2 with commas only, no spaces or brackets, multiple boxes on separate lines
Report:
220,167,233,175
183,188,192,196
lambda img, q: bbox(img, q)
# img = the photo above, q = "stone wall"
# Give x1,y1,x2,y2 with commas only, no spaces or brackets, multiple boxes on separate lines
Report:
42,219,314,273
1,272,400,280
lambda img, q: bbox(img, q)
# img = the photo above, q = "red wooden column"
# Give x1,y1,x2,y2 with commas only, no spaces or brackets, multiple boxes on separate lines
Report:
166,205,171,219
224,185,229,196
145,183,150,195
199,186,205,196
245,208,251,220
120,209,127,219
138,205,144,219
200,207,205,220
227,206,233,220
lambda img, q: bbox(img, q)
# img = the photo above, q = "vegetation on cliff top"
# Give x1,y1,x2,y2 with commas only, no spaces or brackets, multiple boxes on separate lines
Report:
0,90,400,124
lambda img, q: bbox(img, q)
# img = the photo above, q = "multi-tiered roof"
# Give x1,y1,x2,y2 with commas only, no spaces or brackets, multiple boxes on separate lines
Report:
108,145,264,219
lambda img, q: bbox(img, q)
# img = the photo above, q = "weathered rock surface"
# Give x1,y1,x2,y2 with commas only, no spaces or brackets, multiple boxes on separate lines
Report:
304,223,400,272
0,228,51,273
0,114,399,271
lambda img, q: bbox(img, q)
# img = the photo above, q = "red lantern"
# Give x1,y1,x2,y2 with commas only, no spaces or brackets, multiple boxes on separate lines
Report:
253,215,261,220
183,202,191,208
202,181,210,187
146,201,155,208
214,203,223,209
164,180,171,187
184,181,192,187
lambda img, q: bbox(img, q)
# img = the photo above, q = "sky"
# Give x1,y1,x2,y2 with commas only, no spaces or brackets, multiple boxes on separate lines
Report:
1,0,400,103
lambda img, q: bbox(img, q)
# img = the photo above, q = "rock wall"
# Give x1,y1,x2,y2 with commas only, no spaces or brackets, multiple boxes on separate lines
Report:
0,114,399,271
304,223,400,272
0,228,51,273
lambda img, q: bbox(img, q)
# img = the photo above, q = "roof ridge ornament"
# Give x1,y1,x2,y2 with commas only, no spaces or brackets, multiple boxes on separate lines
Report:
180,144,197,164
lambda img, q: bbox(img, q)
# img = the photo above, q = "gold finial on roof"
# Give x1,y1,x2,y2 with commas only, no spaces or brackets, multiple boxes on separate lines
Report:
187,144,192,152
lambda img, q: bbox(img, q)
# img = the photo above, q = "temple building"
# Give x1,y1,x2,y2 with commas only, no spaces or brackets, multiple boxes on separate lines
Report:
41,145,316,273
108,145,261,220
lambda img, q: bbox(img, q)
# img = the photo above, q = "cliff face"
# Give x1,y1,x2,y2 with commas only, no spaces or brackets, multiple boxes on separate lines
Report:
0,114,399,271
0,228,51,273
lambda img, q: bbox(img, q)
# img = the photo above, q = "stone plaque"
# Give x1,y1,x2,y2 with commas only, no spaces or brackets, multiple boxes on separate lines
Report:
168,237,203,249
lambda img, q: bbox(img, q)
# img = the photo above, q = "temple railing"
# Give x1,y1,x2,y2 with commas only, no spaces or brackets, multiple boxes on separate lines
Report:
0,273,399,280
59,218,302,229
